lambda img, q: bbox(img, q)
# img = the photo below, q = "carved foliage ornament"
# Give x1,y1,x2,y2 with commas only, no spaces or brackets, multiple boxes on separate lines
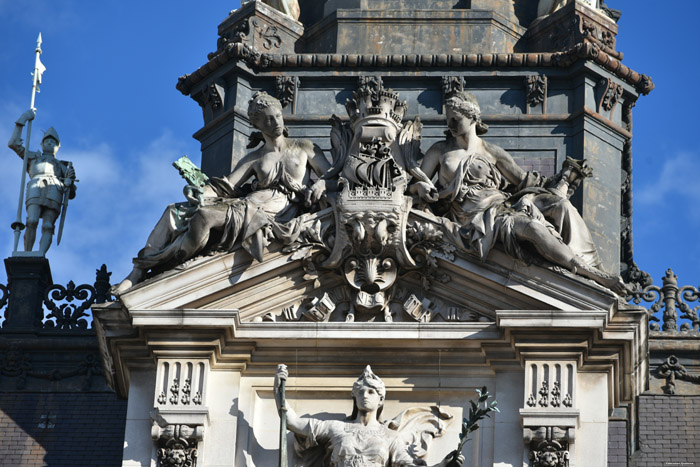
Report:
598,77,623,113
525,75,547,109
275,75,299,109
0,283,8,317
441,76,465,102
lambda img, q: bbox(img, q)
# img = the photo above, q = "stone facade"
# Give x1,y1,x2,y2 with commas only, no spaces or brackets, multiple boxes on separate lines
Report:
102,1,654,465
3,1,700,467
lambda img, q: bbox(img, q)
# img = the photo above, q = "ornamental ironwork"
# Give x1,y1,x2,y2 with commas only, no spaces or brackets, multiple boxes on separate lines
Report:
43,280,96,330
630,269,700,332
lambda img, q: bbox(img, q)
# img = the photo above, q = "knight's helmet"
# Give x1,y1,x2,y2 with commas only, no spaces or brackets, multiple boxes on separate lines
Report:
42,127,61,146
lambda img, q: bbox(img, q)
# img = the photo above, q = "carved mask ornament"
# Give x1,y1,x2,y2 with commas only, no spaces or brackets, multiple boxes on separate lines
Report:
323,77,416,322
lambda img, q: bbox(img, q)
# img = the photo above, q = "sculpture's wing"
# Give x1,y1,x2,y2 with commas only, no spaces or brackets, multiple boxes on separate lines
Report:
327,115,355,179
397,118,432,185
386,405,453,463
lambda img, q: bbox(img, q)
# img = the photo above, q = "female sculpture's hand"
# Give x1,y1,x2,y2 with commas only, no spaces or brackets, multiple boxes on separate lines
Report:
442,450,464,467
410,181,438,203
275,364,288,391
305,179,327,207
183,185,204,207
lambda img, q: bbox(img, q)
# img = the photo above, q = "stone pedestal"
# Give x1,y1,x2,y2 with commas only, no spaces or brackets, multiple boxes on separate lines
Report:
3,256,52,330
217,0,304,56
527,0,620,58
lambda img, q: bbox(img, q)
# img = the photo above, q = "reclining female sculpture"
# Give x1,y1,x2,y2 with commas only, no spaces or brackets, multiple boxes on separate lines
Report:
411,91,625,293
113,92,330,294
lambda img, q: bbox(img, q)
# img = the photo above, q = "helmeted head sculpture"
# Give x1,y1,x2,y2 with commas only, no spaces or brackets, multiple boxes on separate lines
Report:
349,365,386,420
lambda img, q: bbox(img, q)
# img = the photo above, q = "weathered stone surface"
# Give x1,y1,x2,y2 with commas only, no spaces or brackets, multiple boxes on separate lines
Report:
3,256,51,329
528,1,620,57
302,9,527,55
217,1,304,56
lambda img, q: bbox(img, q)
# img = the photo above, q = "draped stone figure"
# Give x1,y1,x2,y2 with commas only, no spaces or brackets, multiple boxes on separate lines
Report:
411,91,626,293
274,365,464,467
113,92,330,294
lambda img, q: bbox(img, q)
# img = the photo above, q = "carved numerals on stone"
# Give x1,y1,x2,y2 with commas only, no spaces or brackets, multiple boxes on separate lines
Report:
525,362,575,409
250,17,282,50
214,17,281,56
525,75,547,113
155,359,208,409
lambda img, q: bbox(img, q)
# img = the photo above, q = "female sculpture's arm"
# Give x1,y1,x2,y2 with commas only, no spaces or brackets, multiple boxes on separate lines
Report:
274,365,310,435
484,141,550,191
410,142,442,202
226,151,259,190
305,143,335,205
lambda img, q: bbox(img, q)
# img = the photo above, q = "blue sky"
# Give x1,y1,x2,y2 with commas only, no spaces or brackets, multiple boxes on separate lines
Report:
0,1,697,295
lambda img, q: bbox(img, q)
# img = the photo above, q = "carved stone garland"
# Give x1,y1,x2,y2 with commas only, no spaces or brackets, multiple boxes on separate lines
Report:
525,75,547,112
654,355,700,395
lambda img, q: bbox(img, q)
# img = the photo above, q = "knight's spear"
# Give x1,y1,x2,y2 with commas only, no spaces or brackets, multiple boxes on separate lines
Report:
11,33,46,253
276,364,288,467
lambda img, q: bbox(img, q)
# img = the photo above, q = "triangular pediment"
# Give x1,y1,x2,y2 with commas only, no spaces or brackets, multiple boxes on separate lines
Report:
118,229,617,324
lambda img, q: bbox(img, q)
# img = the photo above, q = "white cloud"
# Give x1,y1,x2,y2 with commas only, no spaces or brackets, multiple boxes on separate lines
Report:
0,102,190,288
636,151,700,207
